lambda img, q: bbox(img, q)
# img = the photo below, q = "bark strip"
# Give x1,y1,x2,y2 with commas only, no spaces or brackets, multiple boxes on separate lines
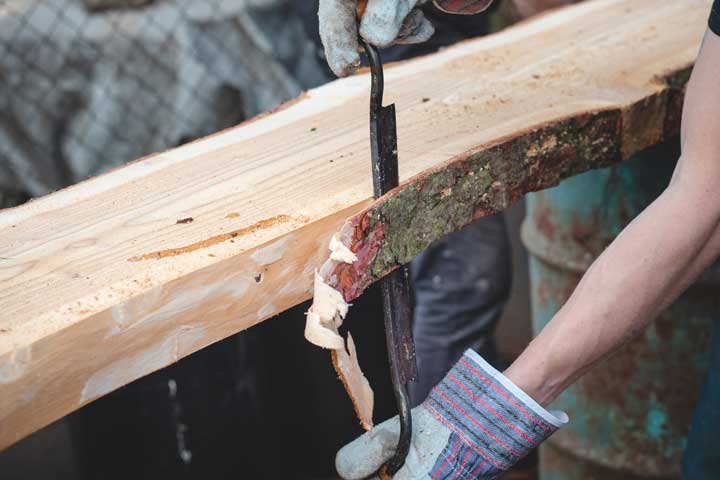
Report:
326,67,691,303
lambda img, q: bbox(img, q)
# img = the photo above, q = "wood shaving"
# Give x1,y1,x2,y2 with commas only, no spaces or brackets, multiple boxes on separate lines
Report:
305,233,374,429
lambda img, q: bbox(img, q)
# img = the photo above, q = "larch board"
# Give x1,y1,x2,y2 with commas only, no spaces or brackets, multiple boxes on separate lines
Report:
0,0,710,450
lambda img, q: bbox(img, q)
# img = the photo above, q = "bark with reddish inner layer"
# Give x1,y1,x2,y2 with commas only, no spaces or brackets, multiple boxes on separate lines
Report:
325,68,690,305
319,67,691,429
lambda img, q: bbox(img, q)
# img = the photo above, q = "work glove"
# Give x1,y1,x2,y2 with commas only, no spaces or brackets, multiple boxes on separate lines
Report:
318,0,494,77
336,350,567,479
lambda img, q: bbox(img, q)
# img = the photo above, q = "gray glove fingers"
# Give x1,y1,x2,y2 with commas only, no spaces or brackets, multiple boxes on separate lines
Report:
394,8,435,45
318,0,362,77
359,0,422,47
336,416,400,480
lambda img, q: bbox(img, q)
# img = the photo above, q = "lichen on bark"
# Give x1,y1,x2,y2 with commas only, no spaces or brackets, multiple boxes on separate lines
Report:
331,67,689,302
364,110,622,281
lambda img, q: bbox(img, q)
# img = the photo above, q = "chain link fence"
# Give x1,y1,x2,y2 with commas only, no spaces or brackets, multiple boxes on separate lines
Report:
0,0,329,206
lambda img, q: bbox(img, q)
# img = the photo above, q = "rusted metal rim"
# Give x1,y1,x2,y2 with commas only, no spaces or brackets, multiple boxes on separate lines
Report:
522,216,720,286
520,220,593,274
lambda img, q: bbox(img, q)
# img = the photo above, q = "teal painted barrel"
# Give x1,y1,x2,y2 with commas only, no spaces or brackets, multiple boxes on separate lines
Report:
522,144,719,479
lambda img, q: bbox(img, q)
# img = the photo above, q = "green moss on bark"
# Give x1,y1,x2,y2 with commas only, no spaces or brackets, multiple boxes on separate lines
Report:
336,66,691,296
365,110,623,281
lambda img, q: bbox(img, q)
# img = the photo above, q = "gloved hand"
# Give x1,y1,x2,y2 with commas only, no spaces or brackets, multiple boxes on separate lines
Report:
336,350,567,479
318,0,494,77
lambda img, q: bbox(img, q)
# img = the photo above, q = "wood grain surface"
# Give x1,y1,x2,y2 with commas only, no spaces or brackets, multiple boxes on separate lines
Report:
0,0,710,450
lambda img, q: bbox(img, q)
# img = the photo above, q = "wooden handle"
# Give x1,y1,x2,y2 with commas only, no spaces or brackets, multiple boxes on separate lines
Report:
357,0,368,20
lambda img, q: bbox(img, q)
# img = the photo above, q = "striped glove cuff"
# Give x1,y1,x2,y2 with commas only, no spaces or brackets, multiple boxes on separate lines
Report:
423,350,567,476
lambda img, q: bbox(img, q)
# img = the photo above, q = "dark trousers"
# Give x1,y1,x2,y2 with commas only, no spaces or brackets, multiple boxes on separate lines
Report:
409,213,512,406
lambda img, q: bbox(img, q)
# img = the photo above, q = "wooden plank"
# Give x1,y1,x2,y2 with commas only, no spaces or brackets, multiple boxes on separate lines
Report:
0,0,709,450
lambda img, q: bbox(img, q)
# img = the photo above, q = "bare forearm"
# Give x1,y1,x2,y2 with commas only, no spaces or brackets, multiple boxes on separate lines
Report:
656,221,720,313
504,31,720,406
505,191,720,405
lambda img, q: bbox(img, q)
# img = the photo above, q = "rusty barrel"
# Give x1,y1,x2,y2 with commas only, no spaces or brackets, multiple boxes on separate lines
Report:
521,144,718,479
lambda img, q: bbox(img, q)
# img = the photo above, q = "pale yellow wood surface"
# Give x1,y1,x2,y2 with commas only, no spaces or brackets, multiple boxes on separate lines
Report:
0,0,710,449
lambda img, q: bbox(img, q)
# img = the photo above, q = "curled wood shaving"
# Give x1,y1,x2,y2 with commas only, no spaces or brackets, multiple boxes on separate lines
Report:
332,334,374,431
305,231,374,429
329,234,358,263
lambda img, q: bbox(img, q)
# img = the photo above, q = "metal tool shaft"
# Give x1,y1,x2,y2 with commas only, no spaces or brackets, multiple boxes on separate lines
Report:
363,40,417,477
365,43,398,198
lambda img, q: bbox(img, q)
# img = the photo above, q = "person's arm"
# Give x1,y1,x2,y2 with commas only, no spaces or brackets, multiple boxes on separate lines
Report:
335,8,720,480
504,28,720,406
